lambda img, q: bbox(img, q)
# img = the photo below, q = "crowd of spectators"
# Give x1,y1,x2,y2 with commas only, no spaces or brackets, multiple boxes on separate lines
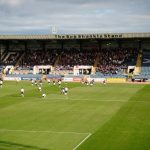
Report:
97,48,138,74
1,48,138,75
57,49,97,70
22,50,59,67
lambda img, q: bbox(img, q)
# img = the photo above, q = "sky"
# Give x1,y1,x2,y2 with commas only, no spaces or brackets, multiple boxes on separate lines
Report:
0,0,150,34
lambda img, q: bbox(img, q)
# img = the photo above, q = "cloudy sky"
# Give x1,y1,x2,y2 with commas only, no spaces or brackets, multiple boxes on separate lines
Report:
0,0,149,34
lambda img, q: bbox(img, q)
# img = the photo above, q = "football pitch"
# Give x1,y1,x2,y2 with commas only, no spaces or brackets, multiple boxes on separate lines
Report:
0,81,150,150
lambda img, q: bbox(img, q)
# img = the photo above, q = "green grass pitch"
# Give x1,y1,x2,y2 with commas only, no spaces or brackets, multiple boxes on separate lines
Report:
0,81,150,150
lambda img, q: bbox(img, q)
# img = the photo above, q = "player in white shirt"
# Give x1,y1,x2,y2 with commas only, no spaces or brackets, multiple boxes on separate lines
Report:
31,80,34,86
86,81,89,86
35,80,37,86
90,79,94,86
103,80,106,85
42,93,46,98
61,87,65,94
81,79,84,84
58,80,62,87
53,80,56,86
64,87,68,95
38,86,42,92
47,79,50,85
20,88,24,97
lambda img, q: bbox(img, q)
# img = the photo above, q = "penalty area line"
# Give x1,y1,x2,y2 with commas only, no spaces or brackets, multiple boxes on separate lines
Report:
72,133,92,150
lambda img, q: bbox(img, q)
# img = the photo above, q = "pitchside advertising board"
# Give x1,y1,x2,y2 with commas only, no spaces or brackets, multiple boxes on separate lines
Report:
63,77,105,82
4,77,21,81
63,77,81,82
21,77,40,80
4,77,40,81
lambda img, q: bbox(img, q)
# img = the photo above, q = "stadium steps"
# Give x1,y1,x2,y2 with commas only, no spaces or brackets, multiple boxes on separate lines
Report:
3,52,12,62
1,51,8,61
15,52,25,66
134,51,142,75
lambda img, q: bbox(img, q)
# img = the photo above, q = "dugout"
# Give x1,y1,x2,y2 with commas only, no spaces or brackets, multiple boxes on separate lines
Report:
33,65,53,74
73,66,93,75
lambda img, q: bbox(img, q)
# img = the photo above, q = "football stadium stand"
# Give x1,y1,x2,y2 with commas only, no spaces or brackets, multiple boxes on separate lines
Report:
0,48,138,79
0,32,150,81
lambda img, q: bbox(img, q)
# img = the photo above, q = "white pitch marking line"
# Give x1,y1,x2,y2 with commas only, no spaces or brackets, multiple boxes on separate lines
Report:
39,97,150,103
0,129,89,135
67,99,150,103
72,133,92,150
68,99,127,102
42,98,128,102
